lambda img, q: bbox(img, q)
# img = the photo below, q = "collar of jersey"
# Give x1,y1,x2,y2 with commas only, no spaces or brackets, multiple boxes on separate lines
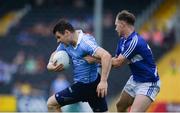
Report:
73,30,83,49
126,31,136,41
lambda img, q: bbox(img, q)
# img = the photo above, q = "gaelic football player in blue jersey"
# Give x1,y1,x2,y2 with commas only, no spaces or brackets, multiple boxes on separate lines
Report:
46,19,112,112
112,10,160,112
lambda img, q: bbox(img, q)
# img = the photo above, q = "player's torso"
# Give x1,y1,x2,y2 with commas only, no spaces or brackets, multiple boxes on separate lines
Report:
65,43,89,66
64,34,99,83
117,33,159,82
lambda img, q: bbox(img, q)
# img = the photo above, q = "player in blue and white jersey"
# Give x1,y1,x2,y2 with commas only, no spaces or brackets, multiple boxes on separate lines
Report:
112,10,160,112
46,19,112,112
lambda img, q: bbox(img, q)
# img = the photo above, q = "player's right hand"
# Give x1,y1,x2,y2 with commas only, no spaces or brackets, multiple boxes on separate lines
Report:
47,60,64,72
96,80,108,98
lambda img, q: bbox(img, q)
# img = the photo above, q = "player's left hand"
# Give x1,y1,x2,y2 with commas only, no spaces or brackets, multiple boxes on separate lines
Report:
84,55,97,64
84,55,100,64
96,80,108,98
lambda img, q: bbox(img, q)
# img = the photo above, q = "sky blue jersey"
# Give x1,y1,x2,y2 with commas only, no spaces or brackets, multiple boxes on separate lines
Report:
115,31,159,82
56,30,99,83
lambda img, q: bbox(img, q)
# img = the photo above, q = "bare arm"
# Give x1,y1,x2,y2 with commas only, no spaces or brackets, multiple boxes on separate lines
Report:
93,47,112,97
112,54,130,68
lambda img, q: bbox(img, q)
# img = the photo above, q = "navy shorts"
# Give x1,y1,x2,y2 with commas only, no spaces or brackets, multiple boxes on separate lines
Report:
55,75,108,112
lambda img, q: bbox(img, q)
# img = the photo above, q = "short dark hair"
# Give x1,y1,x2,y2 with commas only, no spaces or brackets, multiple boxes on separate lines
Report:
53,19,75,34
117,10,136,25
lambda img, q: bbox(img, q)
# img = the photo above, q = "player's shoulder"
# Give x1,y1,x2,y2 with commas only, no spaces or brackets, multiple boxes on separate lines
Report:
56,43,67,51
82,33,96,42
126,34,139,43
136,34,148,46
124,34,142,50
84,32,94,38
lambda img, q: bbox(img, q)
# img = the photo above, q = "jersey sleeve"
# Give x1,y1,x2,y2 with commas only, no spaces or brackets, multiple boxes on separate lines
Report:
56,43,66,51
121,36,138,60
81,37,100,56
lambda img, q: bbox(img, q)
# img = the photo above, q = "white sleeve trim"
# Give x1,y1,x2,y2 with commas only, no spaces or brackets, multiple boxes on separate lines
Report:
92,47,100,56
122,36,138,58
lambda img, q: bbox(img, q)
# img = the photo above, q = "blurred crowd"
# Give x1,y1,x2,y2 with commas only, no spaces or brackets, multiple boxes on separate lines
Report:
141,24,176,50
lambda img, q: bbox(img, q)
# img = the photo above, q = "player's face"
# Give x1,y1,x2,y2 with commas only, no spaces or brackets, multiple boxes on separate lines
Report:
55,31,71,45
115,19,124,37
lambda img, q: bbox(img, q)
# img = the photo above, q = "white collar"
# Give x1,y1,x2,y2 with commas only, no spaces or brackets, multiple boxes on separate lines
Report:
73,30,83,49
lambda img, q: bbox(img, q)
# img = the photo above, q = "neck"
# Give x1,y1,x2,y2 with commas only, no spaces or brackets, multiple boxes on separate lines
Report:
124,26,135,39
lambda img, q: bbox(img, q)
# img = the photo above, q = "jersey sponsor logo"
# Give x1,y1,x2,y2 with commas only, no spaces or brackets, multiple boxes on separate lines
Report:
130,54,143,63
73,59,86,65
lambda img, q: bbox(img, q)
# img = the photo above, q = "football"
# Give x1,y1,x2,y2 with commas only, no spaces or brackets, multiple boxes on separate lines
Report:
53,50,70,69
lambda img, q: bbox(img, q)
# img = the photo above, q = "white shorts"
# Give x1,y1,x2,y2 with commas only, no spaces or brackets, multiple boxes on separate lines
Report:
123,76,160,101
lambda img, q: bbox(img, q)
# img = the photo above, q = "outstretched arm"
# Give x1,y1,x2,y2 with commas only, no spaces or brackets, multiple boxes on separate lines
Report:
112,54,130,68
93,47,112,98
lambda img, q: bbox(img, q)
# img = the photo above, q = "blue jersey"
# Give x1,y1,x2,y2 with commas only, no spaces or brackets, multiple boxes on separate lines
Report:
56,30,99,83
115,31,159,82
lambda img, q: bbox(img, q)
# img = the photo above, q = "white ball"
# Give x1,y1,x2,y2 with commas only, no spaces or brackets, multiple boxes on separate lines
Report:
53,51,70,69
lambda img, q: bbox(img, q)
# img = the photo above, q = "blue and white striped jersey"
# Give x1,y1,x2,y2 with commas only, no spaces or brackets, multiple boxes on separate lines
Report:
56,30,99,83
116,31,159,82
